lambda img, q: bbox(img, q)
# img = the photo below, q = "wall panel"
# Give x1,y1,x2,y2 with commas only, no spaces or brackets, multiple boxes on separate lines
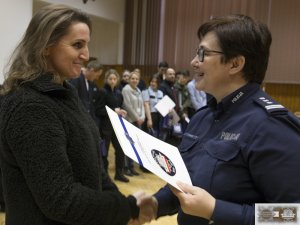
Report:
123,0,300,85
265,83,300,112
266,0,300,83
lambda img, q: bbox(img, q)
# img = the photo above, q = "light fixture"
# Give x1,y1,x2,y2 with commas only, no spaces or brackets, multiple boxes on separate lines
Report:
83,0,95,3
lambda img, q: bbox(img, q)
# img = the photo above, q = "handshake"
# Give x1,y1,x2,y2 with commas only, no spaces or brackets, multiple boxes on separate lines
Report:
128,192,158,225
128,182,216,225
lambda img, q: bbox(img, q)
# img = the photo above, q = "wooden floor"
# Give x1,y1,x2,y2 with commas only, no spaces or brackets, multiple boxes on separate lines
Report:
0,213,4,225
0,147,177,225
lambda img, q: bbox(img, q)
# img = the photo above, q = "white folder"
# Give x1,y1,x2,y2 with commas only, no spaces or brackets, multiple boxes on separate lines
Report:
105,106,192,191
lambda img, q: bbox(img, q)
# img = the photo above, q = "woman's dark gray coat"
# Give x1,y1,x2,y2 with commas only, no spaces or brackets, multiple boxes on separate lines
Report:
0,74,137,225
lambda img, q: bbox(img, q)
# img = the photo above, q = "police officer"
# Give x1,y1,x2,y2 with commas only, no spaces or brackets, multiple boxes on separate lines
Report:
136,14,300,225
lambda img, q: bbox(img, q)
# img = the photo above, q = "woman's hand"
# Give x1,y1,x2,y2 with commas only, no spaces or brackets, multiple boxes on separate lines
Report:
170,181,216,220
115,108,127,117
147,119,153,128
136,118,144,126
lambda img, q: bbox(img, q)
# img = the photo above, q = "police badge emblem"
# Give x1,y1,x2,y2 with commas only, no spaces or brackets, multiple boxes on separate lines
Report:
151,149,176,176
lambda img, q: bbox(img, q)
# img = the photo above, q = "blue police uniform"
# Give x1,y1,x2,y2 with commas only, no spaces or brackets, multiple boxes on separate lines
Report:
142,87,164,113
155,82,300,225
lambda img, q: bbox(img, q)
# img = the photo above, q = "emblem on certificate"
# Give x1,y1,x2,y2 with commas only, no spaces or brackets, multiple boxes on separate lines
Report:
151,149,176,176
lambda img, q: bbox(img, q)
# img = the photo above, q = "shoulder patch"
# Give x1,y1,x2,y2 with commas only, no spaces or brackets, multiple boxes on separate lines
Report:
254,97,288,115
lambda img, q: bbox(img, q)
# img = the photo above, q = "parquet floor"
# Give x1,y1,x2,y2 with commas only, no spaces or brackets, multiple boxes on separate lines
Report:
0,147,177,225
0,213,4,225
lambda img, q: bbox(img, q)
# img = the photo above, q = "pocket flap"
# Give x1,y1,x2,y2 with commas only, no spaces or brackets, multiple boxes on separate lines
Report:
178,133,199,153
204,140,240,161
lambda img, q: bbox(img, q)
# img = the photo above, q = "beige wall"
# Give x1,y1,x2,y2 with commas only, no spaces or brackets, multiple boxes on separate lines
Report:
0,0,125,84
0,0,33,83
89,16,120,64
124,0,300,84
34,0,125,65
266,0,300,83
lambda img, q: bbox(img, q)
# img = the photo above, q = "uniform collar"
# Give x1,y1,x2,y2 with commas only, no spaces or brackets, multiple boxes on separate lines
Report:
208,82,260,119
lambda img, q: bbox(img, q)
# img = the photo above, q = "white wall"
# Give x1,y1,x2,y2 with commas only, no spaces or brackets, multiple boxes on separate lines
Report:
39,0,125,64
0,0,33,83
0,0,125,83
40,0,125,23
88,15,120,64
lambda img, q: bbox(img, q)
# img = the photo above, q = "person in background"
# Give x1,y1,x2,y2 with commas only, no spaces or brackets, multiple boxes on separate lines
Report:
134,68,147,91
136,14,300,225
133,68,150,173
154,61,169,83
159,68,178,110
122,71,145,176
118,69,130,91
142,74,164,139
98,69,129,183
70,60,111,171
174,69,192,133
0,5,153,225
158,67,179,144
69,59,103,124
187,76,207,117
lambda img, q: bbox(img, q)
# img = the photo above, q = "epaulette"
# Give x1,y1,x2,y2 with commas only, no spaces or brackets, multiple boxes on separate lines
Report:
254,96,288,115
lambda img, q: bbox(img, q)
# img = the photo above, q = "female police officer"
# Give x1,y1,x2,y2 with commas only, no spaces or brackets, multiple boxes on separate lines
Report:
137,14,300,225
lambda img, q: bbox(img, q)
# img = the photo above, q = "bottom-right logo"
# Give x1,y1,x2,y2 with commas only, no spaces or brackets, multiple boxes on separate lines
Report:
256,204,298,224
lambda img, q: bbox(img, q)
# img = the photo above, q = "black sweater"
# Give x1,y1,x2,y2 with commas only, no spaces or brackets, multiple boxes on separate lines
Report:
97,84,124,133
0,74,138,225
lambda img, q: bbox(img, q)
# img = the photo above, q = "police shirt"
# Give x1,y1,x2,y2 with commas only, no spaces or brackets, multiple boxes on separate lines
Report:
142,87,163,113
154,82,300,225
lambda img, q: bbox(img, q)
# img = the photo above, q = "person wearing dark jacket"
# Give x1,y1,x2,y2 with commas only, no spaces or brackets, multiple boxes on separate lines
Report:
69,60,109,161
154,61,169,83
159,68,177,106
97,69,129,183
69,59,103,125
137,14,300,225
118,69,130,91
0,5,150,225
159,68,180,144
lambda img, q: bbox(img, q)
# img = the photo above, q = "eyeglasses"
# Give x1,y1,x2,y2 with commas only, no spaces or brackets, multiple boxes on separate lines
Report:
196,46,224,62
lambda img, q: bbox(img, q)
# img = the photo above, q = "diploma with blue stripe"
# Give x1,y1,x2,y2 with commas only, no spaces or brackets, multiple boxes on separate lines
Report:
106,106,192,191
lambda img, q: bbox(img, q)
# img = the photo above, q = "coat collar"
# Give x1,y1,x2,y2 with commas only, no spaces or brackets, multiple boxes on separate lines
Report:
27,73,75,96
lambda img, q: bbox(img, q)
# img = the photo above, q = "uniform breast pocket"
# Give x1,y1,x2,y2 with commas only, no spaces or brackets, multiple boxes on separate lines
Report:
178,133,199,153
204,140,240,162
188,139,242,191
203,140,244,193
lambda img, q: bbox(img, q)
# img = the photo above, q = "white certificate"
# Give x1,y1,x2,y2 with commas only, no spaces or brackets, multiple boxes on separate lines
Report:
154,95,175,117
106,106,192,191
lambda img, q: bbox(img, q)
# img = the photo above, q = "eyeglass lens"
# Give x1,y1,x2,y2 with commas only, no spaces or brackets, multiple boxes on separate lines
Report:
196,47,204,62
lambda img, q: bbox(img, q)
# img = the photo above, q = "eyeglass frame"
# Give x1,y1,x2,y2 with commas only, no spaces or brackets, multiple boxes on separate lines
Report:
196,46,224,62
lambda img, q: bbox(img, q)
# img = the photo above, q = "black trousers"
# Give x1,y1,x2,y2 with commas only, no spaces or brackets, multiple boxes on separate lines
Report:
101,129,125,174
142,112,162,138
